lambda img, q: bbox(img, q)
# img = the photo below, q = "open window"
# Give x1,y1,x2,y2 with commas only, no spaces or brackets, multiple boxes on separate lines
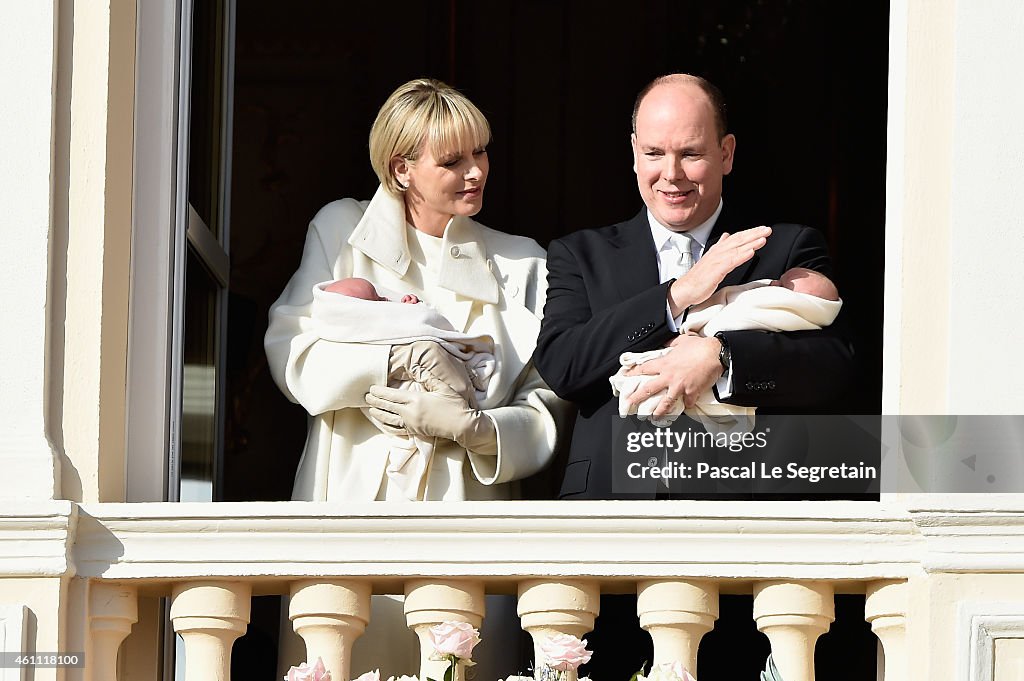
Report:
128,3,889,501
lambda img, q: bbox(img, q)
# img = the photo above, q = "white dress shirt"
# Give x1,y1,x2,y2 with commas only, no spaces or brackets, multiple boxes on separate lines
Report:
646,199,733,397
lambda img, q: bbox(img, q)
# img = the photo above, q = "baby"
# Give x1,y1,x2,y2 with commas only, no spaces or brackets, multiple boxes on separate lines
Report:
611,267,842,432
318,276,496,499
769,267,839,301
324,277,420,304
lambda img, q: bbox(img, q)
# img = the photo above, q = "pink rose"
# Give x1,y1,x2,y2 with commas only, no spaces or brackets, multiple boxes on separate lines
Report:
284,658,332,681
539,634,592,672
428,621,481,660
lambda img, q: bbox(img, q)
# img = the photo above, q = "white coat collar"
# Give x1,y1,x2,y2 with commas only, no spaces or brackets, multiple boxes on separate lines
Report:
347,186,500,305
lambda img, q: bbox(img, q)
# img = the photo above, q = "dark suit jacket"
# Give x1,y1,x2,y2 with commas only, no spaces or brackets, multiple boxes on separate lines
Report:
534,204,855,499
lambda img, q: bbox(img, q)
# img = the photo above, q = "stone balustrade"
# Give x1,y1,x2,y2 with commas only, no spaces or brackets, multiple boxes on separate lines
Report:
67,501,923,681
79,575,908,681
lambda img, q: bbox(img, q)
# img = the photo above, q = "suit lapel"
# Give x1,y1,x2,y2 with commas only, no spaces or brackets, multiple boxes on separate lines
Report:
708,202,760,289
612,210,661,301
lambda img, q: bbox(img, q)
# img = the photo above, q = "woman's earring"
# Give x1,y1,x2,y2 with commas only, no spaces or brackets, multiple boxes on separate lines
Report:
396,179,408,192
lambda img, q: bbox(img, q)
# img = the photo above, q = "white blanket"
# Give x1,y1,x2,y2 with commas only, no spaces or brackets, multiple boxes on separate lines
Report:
610,280,842,433
312,282,498,499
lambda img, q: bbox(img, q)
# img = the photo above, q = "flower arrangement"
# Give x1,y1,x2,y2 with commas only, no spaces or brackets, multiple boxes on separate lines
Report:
287,625,787,681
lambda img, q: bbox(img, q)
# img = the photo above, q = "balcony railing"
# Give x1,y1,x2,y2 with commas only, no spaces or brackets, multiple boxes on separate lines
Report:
71,500,930,681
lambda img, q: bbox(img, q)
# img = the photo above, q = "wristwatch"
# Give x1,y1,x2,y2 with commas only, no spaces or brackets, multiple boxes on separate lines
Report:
714,332,731,376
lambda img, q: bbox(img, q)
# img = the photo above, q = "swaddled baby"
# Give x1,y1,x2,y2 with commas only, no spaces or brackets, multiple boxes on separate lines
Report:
610,267,842,432
318,277,497,499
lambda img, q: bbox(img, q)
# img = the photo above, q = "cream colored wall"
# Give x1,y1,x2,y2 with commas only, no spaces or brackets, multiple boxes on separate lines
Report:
884,0,1024,414
882,0,955,414
56,0,137,503
947,1,1024,413
1,0,138,505
0,0,61,499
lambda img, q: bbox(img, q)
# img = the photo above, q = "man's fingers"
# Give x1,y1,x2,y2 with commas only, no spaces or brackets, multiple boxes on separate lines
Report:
714,225,771,249
652,393,681,418
627,380,667,407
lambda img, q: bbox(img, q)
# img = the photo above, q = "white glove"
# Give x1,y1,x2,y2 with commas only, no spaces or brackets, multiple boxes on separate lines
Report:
388,341,476,402
366,383,497,456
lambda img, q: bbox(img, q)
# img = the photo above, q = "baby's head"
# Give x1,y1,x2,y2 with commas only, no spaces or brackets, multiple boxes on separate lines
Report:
327,277,420,304
332,277,387,301
771,267,839,301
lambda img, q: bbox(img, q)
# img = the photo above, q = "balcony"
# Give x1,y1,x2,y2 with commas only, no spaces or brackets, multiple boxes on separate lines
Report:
55,498,985,681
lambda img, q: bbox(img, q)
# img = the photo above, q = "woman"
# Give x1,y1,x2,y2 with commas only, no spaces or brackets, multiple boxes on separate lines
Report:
265,78,565,502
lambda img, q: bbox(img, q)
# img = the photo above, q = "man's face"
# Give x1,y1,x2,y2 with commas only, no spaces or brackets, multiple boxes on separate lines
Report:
631,83,736,231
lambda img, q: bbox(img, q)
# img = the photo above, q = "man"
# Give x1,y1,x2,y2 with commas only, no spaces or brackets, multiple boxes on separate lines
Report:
533,73,857,680
535,73,854,499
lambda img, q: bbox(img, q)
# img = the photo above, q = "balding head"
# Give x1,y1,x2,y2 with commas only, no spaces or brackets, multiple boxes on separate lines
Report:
632,74,729,140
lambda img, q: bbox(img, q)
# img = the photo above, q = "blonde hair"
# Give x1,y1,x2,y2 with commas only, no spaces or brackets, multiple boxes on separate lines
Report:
369,78,492,196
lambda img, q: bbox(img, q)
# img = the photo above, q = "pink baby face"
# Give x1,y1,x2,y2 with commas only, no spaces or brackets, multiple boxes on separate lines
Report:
770,268,840,301
329,277,387,301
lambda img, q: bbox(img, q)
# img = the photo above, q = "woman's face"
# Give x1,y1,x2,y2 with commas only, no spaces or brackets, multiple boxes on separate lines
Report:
397,141,489,235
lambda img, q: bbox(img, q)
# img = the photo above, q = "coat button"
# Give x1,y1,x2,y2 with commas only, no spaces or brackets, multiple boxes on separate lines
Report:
450,245,461,258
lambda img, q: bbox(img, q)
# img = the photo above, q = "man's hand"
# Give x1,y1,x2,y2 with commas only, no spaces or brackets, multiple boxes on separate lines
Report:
668,225,772,317
624,334,723,417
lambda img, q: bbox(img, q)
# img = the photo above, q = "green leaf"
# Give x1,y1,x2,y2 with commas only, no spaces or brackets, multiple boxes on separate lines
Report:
443,656,455,681
628,660,649,681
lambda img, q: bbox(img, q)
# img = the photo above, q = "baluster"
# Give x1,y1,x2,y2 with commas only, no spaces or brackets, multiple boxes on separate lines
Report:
290,580,371,681
517,580,600,681
637,579,718,676
88,582,138,681
753,581,834,681
865,580,908,681
405,579,485,681
170,581,251,681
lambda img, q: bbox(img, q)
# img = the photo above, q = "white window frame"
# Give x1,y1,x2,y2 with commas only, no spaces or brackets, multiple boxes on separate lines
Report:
126,0,235,503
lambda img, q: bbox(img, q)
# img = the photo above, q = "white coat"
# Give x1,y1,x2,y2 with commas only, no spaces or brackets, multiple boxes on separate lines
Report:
265,186,567,500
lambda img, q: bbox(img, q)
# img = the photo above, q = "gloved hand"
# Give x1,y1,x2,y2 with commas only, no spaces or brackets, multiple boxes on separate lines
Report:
388,341,475,402
365,383,498,456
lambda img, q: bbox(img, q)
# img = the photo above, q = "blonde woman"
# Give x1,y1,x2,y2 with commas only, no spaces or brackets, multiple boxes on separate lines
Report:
266,77,565,502
267,78,563,679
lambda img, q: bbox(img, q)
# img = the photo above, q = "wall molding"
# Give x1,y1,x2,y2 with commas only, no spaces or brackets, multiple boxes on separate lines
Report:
958,602,1024,681
0,605,28,681
0,501,77,578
